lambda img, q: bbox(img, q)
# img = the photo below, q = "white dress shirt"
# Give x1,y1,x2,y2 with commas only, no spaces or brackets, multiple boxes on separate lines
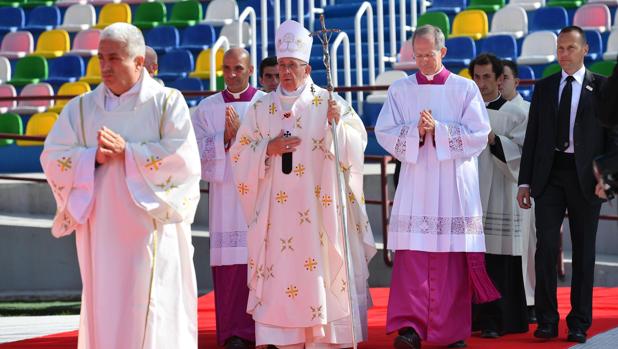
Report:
558,65,586,154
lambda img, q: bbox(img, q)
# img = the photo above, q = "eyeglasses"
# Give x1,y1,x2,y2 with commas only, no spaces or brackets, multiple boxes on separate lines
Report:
279,63,308,71
413,51,439,61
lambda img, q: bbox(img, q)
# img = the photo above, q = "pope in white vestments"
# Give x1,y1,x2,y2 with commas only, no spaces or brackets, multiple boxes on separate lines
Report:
41,23,200,349
192,48,265,349
230,20,376,349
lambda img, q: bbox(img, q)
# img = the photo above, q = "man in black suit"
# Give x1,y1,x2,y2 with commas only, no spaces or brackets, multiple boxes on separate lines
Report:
517,26,616,343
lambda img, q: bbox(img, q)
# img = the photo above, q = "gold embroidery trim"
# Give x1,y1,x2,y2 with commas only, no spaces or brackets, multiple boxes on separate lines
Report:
141,219,159,349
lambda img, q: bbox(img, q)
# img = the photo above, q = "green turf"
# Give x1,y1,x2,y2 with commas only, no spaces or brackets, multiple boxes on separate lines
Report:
0,301,81,316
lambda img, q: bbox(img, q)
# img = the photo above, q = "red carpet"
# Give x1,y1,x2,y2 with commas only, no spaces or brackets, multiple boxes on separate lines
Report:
2,288,617,349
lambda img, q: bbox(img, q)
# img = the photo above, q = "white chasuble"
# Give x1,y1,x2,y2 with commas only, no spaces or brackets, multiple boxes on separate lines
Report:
375,73,491,252
479,103,528,256
230,79,376,346
41,72,201,349
192,88,266,266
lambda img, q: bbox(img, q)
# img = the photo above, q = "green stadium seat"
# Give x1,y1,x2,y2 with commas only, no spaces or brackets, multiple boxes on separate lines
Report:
547,0,584,9
542,63,562,78
167,0,203,28
467,0,505,14
23,0,55,8
133,1,167,30
0,112,23,147
7,55,48,87
418,11,450,39
590,60,617,77
0,0,53,8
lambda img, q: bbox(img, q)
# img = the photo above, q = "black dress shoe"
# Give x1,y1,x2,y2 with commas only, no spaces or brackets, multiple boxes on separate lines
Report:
266,345,278,349
527,306,537,324
447,340,467,348
567,329,587,343
224,336,253,349
480,329,500,338
534,323,558,339
394,327,421,349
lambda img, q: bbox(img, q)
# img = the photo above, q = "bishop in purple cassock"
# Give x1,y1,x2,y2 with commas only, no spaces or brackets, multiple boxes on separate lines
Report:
375,25,499,349
191,48,265,349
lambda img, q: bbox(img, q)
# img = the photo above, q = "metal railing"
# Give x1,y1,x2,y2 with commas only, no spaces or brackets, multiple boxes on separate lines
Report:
260,0,269,59
330,32,352,104
354,2,376,116
388,0,397,62
261,0,322,57
209,36,230,91
376,0,386,74
238,6,258,87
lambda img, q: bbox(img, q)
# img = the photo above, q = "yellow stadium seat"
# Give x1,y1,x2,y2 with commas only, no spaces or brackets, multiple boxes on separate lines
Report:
32,30,70,58
17,112,59,146
451,10,489,40
49,81,91,114
80,56,101,85
459,68,472,79
94,3,132,29
189,48,224,79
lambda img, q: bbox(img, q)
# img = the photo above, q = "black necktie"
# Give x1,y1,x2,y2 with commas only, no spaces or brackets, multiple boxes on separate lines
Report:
556,75,574,151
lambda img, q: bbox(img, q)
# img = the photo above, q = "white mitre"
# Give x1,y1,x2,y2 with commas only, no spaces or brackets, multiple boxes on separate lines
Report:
275,19,313,63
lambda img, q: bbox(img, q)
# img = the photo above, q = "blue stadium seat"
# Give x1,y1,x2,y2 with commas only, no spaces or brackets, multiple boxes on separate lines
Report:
443,37,477,68
145,25,180,55
517,64,535,101
179,24,216,55
529,7,569,33
426,0,466,16
26,6,61,32
167,77,203,107
0,7,25,32
479,35,518,61
584,30,603,62
323,3,365,17
47,55,85,85
156,49,194,83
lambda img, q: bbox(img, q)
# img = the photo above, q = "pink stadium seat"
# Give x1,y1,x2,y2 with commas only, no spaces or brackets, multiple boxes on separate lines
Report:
69,29,101,57
0,84,17,113
0,31,34,59
573,4,612,33
392,39,418,71
12,83,54,115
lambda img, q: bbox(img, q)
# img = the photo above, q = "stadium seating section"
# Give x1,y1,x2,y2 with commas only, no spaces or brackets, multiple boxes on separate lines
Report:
0,0,616,169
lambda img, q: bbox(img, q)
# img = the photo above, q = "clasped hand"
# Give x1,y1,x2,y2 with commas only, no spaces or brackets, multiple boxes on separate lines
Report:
417,109,435,137
96,126,126,165
224,106,240,144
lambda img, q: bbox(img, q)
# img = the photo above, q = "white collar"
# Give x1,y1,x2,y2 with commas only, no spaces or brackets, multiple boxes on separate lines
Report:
226,84,250,99
561,65,586,85
279,79,308,97
92,68,164,110
484,92,502,106
104,71,143,99
421,65,444,81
